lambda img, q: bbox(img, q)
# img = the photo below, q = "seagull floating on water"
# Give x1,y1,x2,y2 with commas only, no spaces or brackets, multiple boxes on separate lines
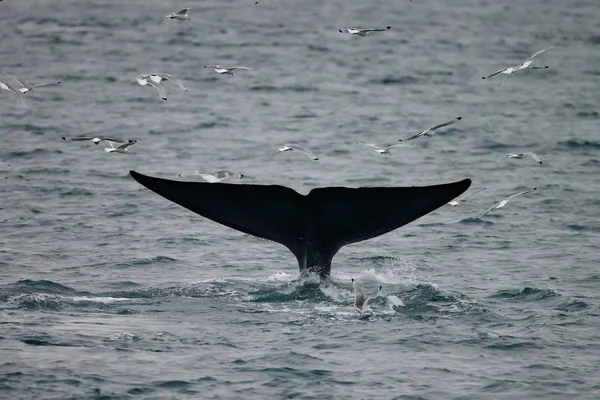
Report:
339,26,391,36
1,69,60,94
278,144,318,160
357,143,410,154
165,8,192,20
203,65,252,76
482,44,559,86
179,170,244,183
447,187,486,206
477,188,537,219
503,152,542,165
352,278,382,318
399,117,462,141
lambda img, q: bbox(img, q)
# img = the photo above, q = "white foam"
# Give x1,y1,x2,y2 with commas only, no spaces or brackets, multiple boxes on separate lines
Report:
265,271,295,282
69,296,131,303
386,295,405,308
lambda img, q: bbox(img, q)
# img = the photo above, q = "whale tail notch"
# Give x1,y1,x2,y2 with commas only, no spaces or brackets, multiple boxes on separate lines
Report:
130,170,471,277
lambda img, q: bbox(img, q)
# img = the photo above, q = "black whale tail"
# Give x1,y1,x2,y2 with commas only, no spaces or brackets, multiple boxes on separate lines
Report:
130,171,471,277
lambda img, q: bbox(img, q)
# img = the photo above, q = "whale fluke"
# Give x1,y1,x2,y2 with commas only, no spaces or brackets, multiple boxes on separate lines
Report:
130,170,471,277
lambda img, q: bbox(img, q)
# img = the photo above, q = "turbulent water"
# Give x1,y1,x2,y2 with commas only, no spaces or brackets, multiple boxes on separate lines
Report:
1,0,600,398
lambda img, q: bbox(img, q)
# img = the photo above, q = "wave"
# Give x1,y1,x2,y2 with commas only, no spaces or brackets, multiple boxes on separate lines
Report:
248,84,317,93
555,139,600,150
488,287,560,301
368,75,419,85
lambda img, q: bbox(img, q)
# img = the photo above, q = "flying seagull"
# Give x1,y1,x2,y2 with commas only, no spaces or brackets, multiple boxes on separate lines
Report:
0,79,31,111
478,188,537,219
103,139,137,154
62,136,136,153
137,74,167,101
0,160,10,166
352,278,382,317
62,136,126,144
165,8,192,20
1,69,60,94
482,43,559,86
139,73,187,91
503,152,542,165
357,143,410,154
278,144,318,160
447,187,486,206
399,117,462,141
339,27,391,36
203,65,252,76
179,170,244,183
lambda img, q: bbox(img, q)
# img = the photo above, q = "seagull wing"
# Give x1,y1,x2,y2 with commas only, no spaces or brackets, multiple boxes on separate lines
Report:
358,143,380,150
497,71,513,86
429,117,462,131
385,143,411,150
364,286,382,306
30,81,61,89
116,140,136,150
0,69,26,88
159,75,187,91
506,187,536,201
230,66,252,70
62,136,96,142
289,145,318,160
362,26,391,32
147,80,167,100
459,187,486,201
352,279,366,310
524,152,542,164
400,130,426,142
478,202,500,218
483,68,509,79
177,8,192,14
298,147,318,160
527,43,559,61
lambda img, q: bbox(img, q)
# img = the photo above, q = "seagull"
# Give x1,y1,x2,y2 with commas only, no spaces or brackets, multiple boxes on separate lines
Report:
352,278,382,318
203,65,252,76
357,143,410,154
103,139,137,154
478,188,537,219
139,73,187,92
278,144,318,160
447,187,486,206
482,43,559,86
503,152,542,165
0,161,10,166
137,74,167,100
165,8,192,20
62,136,136,153
1,69,61,94
0,80,31,111
179,170,244,183
339,26,391,36
399,117,462,141
62,136,125,145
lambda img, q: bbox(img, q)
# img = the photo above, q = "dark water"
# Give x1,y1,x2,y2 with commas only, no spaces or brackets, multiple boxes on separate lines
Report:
1,0,600,398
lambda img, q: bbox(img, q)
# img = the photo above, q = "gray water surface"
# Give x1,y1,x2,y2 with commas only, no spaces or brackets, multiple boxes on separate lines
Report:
1,0,600,398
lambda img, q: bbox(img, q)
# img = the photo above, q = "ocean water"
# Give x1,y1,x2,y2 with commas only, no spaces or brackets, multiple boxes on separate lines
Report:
1,0,600,398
